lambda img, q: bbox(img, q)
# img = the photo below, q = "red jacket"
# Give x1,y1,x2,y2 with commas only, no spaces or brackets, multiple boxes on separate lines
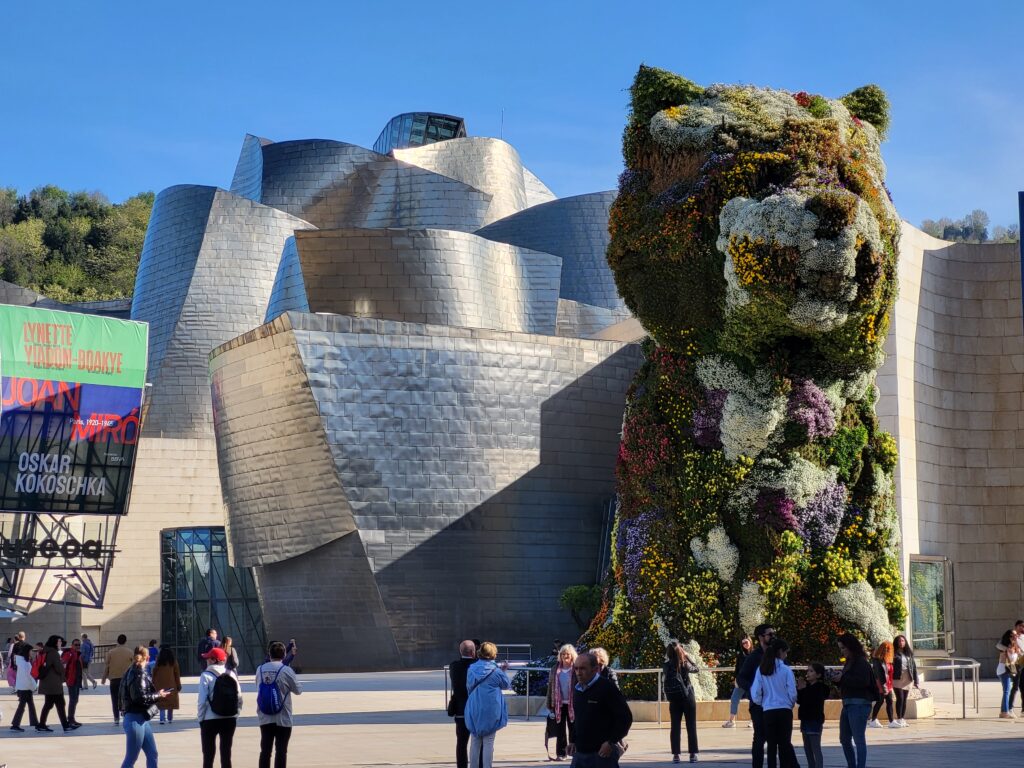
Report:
61,648,83,687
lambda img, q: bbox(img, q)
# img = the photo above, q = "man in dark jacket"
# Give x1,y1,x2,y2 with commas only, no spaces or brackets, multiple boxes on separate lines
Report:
736,624,775,768
448,640,477,768
568,651,632,767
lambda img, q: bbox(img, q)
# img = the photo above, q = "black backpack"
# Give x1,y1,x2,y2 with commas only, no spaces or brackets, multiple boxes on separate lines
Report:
208,671,240,716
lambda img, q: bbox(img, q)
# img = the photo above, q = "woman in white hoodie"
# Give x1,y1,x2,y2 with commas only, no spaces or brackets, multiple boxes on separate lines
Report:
750,638,798,768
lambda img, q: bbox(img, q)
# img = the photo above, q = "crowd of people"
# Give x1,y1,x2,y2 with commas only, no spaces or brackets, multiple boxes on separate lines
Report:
447,626,922,768
2,627,303,768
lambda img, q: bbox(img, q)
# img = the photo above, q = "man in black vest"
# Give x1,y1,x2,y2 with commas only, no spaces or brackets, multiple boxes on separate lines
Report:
448,640,477,768
736,624,775,768
567,651,632,767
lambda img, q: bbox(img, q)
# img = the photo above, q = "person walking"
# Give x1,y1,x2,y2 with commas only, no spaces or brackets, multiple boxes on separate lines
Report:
255,640,303,768
891,634,918,726
736,624,775,768
546,644,578,760
464,642,511,768
151,646,181,724
104,634,135,727
591,648,619,689
4,635,17,691
9,642,38,732
448,640,477,768
750,638,797,768
37,635,76,733
724,636,753,728
81,633,97,689
997,629,1018,719
567,650,633,767
836,633,873,768
662,640,699,763
120,645,173,768
197,646,242,768
62,637,86,727
796,662,828,768
868,640,897,728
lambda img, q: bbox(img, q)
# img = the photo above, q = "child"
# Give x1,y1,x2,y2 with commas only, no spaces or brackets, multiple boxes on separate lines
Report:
797,662,829,768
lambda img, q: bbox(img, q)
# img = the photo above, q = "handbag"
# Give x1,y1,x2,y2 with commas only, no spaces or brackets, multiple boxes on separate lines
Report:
145,703,159,720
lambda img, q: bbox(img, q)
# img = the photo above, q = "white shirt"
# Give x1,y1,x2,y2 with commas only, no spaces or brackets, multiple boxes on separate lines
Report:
255,661,303,727
15,656,34,692
750,661,797,711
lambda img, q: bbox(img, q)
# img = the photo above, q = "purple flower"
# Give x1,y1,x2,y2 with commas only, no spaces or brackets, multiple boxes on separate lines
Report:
754,489,800,533
617,507,665,604
692,389,727,449
618,169,650,196
798,481,846,548
786,380,836,442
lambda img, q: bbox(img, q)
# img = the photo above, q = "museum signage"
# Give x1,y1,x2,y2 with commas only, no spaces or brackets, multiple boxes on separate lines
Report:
0,306,148,515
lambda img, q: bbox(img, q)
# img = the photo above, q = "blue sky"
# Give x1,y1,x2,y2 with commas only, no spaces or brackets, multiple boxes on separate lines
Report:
2,1,1022,229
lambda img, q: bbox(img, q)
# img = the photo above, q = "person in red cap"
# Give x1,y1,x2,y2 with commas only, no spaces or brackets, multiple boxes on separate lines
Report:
198,646,243,768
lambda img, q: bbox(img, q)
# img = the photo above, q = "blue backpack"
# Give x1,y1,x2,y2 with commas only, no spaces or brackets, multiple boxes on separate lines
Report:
257,664,288,715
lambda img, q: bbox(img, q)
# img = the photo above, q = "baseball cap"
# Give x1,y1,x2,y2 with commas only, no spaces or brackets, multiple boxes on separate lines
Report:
201,647,227,662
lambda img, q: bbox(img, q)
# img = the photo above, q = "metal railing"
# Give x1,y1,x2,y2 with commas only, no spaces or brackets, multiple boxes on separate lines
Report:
914,656,980,719
494,644,532,666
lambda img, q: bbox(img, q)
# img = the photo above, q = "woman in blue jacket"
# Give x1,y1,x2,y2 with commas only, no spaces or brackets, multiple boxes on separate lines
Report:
463,642,511,768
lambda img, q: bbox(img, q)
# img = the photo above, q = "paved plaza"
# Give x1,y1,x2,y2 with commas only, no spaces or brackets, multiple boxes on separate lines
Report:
0,670,1018,766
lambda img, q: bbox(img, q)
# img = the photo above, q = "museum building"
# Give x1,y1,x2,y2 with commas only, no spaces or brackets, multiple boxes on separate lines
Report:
1,114,1022,673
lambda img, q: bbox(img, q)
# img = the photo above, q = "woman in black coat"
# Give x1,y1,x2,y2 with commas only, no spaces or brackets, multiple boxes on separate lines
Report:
663,640,699,764
891,635,918,726
836,633,873,768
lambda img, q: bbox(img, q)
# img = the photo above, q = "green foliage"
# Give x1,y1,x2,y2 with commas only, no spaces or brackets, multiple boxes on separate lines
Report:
841,85,890,139
0,185,152,301
629,65,704,125
559,584,603,631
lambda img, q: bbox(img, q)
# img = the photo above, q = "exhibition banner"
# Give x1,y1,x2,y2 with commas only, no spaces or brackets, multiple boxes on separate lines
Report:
0,305,149,515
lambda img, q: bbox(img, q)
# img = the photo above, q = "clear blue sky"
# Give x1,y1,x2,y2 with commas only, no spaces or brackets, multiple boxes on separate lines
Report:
2,1,1022,229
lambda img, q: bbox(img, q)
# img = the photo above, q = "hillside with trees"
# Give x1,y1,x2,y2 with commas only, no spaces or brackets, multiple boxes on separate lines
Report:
0,185,153,302
920,209,1019,243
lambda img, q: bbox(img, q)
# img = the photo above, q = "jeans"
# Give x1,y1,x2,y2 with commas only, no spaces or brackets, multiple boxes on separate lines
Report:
730,685,747,716
668,691,699,756
200,718,238,768
39,693,69,729
11,689,38,727
840,697,871,768
159,707,174,723
455,716,470,768
121,712,158,768
259,723,293,768
749,702,766,768
1000,672,1014,712
763,708,798,768
469,732,496,768
68,683,82,723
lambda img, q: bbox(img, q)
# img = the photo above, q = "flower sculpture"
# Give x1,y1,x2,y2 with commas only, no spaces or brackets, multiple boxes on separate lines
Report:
590,67,905,694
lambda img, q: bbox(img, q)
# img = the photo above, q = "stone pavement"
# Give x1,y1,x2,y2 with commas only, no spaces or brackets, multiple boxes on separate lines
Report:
0,671,1015,766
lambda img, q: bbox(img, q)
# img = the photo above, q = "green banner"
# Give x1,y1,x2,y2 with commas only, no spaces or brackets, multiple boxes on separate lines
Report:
0,305,148,388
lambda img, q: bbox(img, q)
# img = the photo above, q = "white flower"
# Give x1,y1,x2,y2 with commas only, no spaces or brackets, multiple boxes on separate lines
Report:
653,613,672,645
690,526,739,582
827,581,894,646
738,581,767,633
695,356,786,461
681,639,718,702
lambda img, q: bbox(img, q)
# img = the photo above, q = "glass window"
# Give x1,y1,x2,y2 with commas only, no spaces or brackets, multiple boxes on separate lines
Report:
909,555,954,654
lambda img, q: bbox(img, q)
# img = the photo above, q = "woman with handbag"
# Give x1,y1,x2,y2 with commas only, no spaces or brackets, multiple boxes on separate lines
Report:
545,644,578,760
463,642,511,768
997,628,1019,719
891,635,918,726
120,646,173,768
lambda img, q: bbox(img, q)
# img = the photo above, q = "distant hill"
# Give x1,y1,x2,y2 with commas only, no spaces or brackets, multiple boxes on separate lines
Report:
0,185,153,302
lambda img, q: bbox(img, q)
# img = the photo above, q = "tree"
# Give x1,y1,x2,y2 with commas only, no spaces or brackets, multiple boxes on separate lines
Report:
559,584,602,632
967,209,990,243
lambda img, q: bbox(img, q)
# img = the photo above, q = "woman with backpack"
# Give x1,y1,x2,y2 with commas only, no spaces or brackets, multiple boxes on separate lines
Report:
120,645,173,768
464,642,511,768
256,640,303,768
197,646,243,768
151,646,181,724
662,639,699,764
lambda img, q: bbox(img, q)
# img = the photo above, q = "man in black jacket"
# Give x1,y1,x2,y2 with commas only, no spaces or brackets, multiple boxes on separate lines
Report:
448,640,477,768
568,651,632,767
736,624,775,768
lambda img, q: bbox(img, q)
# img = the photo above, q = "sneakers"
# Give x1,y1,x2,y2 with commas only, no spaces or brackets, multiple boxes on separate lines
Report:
9,726,23,732
690,755,699,763
888,720,902,728
35,725,53,732
722,720,735,728
63,723,81,733
672,756,680,764
898,718,909,726
867,719,882,728
1001,712,1015,719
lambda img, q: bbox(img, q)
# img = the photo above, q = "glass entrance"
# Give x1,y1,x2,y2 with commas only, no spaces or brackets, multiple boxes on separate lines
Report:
160,527,266,675
908,555,954,654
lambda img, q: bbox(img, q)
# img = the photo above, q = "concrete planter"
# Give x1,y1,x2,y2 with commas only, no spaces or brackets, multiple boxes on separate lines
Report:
504,695,934,722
